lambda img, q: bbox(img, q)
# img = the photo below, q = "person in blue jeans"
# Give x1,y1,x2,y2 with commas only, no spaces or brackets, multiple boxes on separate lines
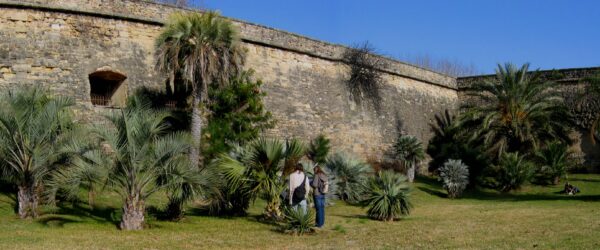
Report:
311,165,328,228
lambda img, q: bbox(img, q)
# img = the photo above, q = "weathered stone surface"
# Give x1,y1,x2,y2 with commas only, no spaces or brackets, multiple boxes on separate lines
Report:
0,0,458,161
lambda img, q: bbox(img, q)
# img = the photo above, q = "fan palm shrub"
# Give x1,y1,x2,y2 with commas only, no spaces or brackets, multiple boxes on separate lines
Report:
360,170,411,221
439,159,469,198
427,110,489,186
393,135,425,182
307,135,331,165
0,87,85,219
463,63,571,155
94,104,194,230
534,141,570,185
216,137,305,220
281,206,315,235
156,11,246,167
326,153,372,203
494,152,534,192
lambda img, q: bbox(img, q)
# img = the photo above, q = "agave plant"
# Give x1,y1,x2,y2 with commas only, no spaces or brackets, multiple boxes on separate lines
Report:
439,159,469,198
393,135,425,182
0,87,87,219
494,152,534,192
216,137,305,220
326,153,372,204
534,141,570,185
360,170,411,221
281,206,315,235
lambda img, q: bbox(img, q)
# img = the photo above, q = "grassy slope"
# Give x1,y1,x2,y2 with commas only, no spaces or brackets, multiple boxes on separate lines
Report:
0,174,599,249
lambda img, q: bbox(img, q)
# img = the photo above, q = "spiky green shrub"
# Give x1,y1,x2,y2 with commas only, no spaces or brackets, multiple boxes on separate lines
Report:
203,71,274,160
281,206,315,235
439,159,469,198
494,152,534,192
534,141,570,185
326,153,372,203
393,135,425,182
360,170,411,221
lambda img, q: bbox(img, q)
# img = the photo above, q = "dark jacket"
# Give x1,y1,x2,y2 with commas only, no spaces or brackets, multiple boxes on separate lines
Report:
311,172,328,196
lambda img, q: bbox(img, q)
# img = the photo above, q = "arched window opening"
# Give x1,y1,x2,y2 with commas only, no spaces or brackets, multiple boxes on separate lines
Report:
89,70,127,107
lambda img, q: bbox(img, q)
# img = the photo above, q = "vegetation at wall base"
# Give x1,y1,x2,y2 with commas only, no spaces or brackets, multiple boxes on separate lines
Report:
203,70,274,160
393,135,425,182
439,159,469,198
326,153,372,204
360,170,412,222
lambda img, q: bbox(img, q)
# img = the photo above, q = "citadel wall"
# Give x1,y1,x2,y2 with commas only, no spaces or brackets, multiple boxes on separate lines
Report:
0,0,458,160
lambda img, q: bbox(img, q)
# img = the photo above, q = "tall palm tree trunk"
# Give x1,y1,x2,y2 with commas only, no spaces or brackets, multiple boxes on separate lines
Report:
17,184,39,219
407,165,415,183
190,93,203,167
120,194,145,230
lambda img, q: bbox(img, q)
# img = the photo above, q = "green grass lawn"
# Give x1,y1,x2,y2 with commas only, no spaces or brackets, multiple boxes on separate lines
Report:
1,174,599,249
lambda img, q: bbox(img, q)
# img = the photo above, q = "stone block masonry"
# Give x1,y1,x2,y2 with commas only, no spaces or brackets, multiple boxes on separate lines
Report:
0,0,458,161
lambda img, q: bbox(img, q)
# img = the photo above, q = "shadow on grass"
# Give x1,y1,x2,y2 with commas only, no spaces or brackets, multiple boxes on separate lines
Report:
38,201,121,228
461,189,600,202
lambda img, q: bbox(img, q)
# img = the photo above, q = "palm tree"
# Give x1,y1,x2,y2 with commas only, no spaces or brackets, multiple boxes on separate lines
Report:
0,87,83,219
216,137,305,220
463,63,571,155
155,11,246,167
94,104,194,230
393,135,425,182
580,72,600,144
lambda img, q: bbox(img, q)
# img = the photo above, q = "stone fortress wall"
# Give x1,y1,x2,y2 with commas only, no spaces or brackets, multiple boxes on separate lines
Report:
0,0,458,161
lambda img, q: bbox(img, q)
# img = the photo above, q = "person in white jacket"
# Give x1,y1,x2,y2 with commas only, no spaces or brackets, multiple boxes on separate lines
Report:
288,163,310,213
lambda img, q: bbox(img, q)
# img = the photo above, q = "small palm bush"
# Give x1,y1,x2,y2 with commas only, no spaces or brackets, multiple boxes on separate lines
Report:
0,87,85,219
326,153,372,203
494,152,534,192
307,134,331,165
534,141,570,185
439,159,469,198
393,135,425,182
360,170,411,221
281,207,315,235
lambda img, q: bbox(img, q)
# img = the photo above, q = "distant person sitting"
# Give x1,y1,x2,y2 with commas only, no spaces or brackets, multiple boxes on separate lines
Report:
564,182,580,195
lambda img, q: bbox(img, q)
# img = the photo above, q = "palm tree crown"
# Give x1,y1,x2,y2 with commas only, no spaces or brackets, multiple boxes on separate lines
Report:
464,63,571,154
155,11,246,167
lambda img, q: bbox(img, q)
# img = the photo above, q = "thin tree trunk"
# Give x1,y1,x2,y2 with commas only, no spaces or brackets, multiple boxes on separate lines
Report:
165,199,184,221
407,165,415,182
120,194,145,230
190,93,203,167
264,198,282,221
17,184,38,219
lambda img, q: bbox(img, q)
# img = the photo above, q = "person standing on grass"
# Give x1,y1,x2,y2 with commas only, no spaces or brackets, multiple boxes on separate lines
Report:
289,163,310,213
311,164,328,228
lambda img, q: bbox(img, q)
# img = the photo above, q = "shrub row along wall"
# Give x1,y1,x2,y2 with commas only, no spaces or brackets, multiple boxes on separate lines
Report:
458,67,600,170
0,0,458,161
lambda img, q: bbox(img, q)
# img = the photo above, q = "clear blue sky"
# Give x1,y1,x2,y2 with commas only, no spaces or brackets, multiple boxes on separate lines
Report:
198,0,600,74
